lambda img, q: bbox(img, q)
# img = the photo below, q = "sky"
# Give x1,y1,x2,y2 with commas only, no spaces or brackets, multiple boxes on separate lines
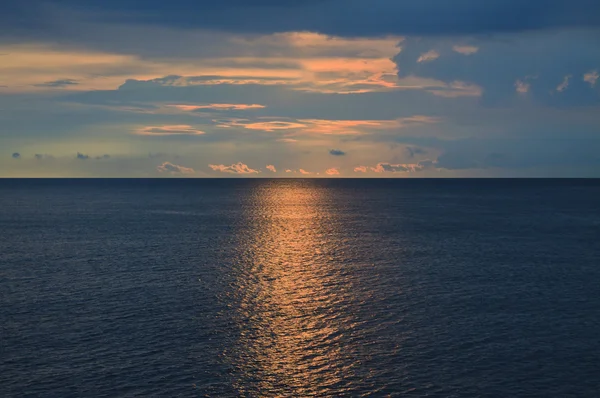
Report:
1,0,600,177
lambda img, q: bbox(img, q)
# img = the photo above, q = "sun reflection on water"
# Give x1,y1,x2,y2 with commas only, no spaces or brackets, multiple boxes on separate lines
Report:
225,180,368,396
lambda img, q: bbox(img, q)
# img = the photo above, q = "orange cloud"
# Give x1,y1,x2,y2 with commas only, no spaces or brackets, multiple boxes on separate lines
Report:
325,168,341,175
266,165,277,173
215,119,306,131
209,162,259,174
214,116,440,135
135,125,205,136
298,119,396,135
354,166,368,173
299,169,313,175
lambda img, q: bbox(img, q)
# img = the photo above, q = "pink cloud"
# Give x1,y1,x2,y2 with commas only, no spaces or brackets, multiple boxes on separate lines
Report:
325,168,341,175
209,162,260,174
299,169,313,175
354,166,368,173
266,165,277,173
157,162,195,175
167,103,265,111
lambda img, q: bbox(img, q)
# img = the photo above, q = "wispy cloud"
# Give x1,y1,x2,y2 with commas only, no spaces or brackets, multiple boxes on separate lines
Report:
135,125,205,136
354,166,368,173
406,146,427,158
584,70,599,87
209,162,259,174
370,161,436,173
515,79,531,94
157,162,195,175
167,103,265,111
266,165,277,173
325,168,341,175
452,45,479,55
556,75,572,92
215,117,438,135
299,169,313,175
33,79,79,88
417,50,440,63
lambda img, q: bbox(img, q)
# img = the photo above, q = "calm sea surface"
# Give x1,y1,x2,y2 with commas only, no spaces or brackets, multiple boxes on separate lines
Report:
1,179,599,397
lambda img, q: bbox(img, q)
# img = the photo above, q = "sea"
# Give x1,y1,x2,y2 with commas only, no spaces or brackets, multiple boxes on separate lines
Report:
1,179,599,397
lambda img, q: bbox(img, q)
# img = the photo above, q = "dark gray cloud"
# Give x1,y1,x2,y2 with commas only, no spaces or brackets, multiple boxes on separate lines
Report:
12,152,20,159
329,149,346,156
409,137,600,171
406,146,427,158
95,154,111,160
33,79,79,88
3,0,600,41
77,152,90,160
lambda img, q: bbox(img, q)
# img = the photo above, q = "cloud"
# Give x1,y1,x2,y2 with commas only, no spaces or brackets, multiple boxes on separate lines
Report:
34,154,53,160
299,169,313,175
12,152,20,159
417,50,440,63
584,70,599,87
77,152,90,160
452,45,479,55
157,161,195,174
135,125,205,136
215,119,306,131
556,75,572,92
395,32,600,106
209,162,259,174
329,149,346,156
406,146,427,158
325,168,340,175
515,79,531,94
33,79,79,88
266,164,277,172
167,103,265,111
370,160,436,173
354,166,368,173
95,154,111,160
397,137,600,173
9,0,600,40
215,117,438,135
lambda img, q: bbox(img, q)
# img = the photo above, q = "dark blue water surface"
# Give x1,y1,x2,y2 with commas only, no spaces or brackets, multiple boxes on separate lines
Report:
1,179,599,397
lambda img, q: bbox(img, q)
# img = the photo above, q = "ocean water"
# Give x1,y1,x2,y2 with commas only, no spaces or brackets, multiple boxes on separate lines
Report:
1,179,599,397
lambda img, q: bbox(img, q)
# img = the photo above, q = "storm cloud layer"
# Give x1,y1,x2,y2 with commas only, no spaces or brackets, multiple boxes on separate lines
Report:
3,0,600,40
